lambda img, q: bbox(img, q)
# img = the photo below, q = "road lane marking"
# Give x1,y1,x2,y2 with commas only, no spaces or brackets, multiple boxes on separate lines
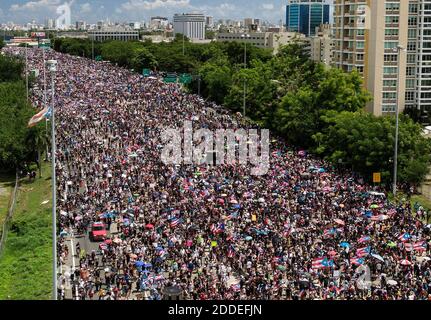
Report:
70,230,79,300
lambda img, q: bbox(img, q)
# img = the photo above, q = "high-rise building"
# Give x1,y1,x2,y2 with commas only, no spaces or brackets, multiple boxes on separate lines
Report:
308,23,333,67
46,18,55,29
173,13,205,40
150,16,169,30
333,0,431,116
286,0,332,36
206,16,214,28
75,21,86,31
244,18,255,28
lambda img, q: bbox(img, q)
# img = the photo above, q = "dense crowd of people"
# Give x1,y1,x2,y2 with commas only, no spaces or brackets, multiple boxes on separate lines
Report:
4,47,431,300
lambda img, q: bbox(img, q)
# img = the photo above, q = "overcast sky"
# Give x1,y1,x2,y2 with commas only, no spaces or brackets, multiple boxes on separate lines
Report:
0,0,289,24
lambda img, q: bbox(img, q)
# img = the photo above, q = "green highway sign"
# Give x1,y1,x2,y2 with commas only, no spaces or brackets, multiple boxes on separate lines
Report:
143,68,151,77
163,77,177,83
179,73,192,84
95,55,103,61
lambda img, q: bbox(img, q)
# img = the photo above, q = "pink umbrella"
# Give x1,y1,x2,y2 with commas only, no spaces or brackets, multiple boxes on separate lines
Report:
399,259,412,266
334,219,345,226
104,239,112,245
146,223,154,229
328,250,338,257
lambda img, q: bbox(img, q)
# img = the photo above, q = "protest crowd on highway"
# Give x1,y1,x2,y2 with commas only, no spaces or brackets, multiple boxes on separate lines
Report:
4,47,431,300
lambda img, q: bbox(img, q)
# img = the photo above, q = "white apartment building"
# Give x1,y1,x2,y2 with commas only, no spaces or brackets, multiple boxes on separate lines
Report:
173,13,205,40
334,0,431,116
217,31,305,54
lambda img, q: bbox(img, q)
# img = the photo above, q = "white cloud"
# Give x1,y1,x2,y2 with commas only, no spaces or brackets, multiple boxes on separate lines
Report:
262,3,274,10
120,0,190,11
10,0,61,11
80,3,91,13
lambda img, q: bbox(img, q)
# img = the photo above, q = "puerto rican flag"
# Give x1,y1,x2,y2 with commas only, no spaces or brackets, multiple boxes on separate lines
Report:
156,247,166,256
387,208,397,216
312,257,334,269
154,274,164,281
227,246,236,258
211,223,225,234
356,246,371,257
398,233,411,242
350,257,365,266
169,217,182,228
231,284,241,292
324,227,343,237
405,241,426,252
358,235,371,243
28,106,51,127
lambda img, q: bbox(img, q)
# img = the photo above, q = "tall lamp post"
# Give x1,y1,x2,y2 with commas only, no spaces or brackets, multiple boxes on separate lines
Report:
25,43,29,101
42,49,49,159
241,34,250,117
47,59,58,300
393,44,406,197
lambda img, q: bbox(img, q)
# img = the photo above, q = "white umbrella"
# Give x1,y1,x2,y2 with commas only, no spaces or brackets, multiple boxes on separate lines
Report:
258,198,265,203
371,253,385,262
387,279,398,286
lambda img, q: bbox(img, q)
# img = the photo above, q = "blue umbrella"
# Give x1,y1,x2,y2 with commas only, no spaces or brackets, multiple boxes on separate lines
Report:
318,168,326,173
232,204,241,209
135,261,145,267
143,262,153,268
340,242,350,248
245,236,253,241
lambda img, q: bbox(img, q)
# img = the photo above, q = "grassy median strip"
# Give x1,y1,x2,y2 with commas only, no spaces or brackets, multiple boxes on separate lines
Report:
0,174,14,229
0,163,52,300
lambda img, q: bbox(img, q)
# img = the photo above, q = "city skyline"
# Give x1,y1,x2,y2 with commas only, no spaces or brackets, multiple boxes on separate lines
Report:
0,0,288,25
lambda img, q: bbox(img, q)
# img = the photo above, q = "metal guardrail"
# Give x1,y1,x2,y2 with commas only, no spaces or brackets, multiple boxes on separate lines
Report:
0,172,19,256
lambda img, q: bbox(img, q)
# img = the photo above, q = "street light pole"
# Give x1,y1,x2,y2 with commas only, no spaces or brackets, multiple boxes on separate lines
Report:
393,45,405,197
242,34,250,117
92,36,94,60
47,59,58,300
42,49,49,159
25,43,29,101
198,75,201,96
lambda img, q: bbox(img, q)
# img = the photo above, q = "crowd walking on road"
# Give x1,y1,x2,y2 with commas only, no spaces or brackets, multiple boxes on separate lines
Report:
4,47,431,300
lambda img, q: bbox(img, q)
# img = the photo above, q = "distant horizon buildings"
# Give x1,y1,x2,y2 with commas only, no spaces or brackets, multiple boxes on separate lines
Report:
286,0,332,37
173,13,205,40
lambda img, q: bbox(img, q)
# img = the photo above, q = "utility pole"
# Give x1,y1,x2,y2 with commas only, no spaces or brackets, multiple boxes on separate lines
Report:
47,59,58,300
42,49,49,159
241,34,250,117
25,43,29,101
198,75,201,96
393,45,405,197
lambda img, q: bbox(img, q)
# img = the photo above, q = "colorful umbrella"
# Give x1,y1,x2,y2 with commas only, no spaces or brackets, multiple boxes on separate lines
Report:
399,259,412,266
334,219,345,226
387,241,397,248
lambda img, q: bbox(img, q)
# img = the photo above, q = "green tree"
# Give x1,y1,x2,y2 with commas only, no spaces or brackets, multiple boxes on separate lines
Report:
314,111,431,185
0,81,37,171
198,57,233,105
0,55,24,82
100,41,138,68
131,47,158,71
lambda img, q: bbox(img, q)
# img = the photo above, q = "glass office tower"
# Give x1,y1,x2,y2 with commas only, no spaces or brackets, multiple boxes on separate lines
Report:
286,0,332,36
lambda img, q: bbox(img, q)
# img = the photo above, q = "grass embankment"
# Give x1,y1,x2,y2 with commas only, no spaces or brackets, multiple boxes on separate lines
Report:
389,191,431,223
0,163,52,300
0,173,14,229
